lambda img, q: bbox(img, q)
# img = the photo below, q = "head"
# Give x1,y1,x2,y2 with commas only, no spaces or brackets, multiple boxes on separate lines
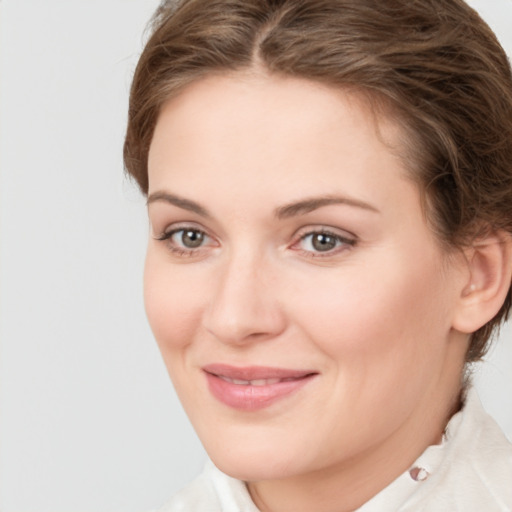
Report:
124,0,512,499
125,0,512,362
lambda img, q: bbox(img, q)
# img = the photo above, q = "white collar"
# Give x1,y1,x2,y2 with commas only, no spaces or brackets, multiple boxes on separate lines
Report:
357,387,512,511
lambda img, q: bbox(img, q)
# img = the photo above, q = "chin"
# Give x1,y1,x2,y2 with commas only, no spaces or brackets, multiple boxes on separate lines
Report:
210,454,291,482
203,435,295,481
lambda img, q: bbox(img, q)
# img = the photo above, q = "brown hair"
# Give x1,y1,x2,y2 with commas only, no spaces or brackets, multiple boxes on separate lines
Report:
124,0,512,362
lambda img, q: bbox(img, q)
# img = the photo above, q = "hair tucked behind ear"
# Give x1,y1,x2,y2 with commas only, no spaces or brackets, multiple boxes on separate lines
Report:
124,0,512,362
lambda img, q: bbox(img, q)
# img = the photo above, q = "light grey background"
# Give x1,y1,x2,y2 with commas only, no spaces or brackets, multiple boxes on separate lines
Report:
0,1,510,511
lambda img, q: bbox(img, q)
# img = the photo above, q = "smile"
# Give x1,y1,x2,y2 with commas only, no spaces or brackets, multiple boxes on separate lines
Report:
202,364,318,411
219,376,288,386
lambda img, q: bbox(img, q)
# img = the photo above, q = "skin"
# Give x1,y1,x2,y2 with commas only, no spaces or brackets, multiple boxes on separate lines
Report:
144,72,472,512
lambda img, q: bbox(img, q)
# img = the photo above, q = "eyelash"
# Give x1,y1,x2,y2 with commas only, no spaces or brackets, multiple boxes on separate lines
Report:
292,229,357,258
155,227,213,257
154,226,357,258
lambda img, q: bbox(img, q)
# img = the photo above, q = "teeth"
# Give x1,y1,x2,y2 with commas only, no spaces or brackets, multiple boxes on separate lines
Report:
246,379,264,386
261,378,281,385
219,376,284,386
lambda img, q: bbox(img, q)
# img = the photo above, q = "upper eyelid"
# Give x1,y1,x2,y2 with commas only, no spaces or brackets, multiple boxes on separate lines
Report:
298,232,354,244
153,221,209,237
157,226,210,242
294,231,356,248
293,224,357,241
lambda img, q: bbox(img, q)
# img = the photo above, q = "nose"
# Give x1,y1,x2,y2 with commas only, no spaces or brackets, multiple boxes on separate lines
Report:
202,251,287,345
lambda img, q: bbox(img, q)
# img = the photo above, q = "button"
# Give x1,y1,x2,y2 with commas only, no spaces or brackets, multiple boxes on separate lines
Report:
409,467,430,481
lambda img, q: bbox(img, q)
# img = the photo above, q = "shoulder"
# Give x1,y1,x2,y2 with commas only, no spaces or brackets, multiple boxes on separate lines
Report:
152,460,260,512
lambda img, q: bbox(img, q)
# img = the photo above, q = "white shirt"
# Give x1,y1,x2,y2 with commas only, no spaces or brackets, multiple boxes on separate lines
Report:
154,389,512,511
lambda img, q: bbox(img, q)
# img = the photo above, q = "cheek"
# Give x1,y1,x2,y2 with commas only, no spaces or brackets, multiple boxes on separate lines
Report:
290,253,452,369
143,251,205,354
283,256,454,446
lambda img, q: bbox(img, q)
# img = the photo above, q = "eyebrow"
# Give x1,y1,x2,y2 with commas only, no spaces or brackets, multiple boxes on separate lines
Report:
275,195,380,219
147,191,211,218
147,191,380,219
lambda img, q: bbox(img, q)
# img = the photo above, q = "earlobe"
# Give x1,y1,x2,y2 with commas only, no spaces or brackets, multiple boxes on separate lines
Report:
453,231,512,334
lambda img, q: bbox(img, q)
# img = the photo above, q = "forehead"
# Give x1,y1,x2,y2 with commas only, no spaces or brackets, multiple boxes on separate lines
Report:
147,73,417,215
152,72,402,139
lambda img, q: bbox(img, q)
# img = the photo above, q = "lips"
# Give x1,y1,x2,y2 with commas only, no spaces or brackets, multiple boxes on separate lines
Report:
218,376,284,386
203,364,317,411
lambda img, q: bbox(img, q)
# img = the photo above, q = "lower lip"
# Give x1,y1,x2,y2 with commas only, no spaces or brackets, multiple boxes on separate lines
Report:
204,372,315,411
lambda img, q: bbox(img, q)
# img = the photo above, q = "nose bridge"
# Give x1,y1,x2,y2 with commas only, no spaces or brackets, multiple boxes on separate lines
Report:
203,244,285,344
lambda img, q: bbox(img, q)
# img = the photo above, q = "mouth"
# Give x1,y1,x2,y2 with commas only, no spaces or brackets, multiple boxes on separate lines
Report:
202,364,318,411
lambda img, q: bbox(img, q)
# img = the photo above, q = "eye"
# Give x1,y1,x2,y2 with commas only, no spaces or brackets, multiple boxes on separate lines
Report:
293,229,356,257
173,228,205,248
155,226,215,255
304,232,339,252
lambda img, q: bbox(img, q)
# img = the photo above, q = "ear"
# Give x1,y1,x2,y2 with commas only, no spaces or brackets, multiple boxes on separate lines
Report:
452,231,512,334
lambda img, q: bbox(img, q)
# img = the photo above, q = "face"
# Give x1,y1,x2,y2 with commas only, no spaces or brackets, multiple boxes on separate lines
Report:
145,73,468,484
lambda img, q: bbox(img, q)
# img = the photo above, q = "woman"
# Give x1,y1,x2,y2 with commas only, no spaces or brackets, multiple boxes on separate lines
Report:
124,0,512,510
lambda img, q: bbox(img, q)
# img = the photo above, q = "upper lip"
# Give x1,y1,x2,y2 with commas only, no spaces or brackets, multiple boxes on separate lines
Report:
202,363,317,381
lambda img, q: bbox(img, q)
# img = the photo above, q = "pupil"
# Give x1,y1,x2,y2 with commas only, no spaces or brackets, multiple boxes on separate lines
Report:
182,230,204,248
312,233,336,251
